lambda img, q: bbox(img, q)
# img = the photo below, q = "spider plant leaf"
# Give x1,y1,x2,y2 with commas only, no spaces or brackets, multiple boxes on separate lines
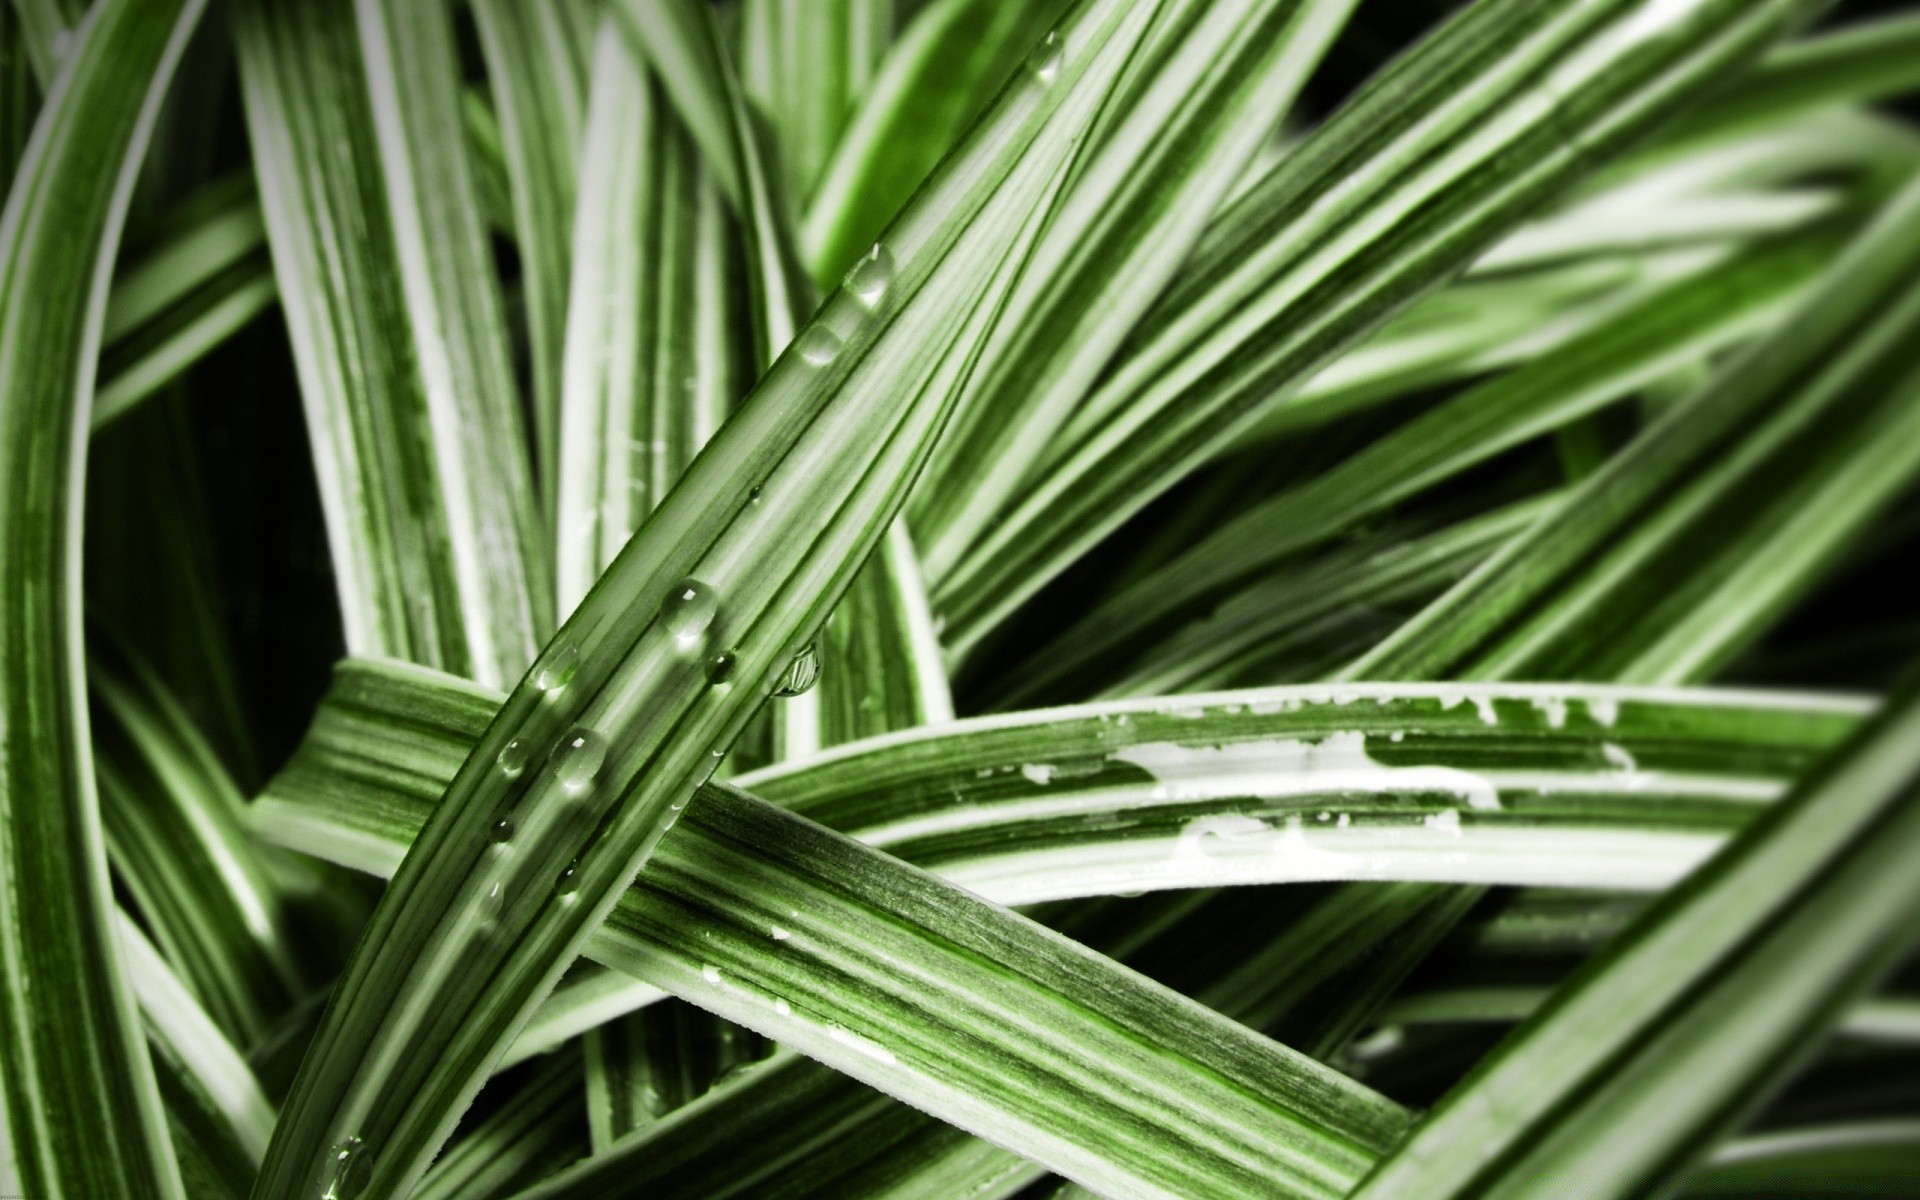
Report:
511,1048,1043,1200
1677,8,1920,142
470,0,593,512
739,0,889,208
1347,671,1920,1200
933,0,1827,658
813,521,953,747
250,0,1238,1192
0,0,206,1194
500,968,667,1069
93,264,277,426
1684,1119,1920,1197
6,0,77,85
258,659,1426,1199
1349,169,1920,683
554,19,745,617
1023,231,1833,702
117,913,277,1175
1097,496,1556,701
411,1050,587,1200
92,658,303,1048
910,0,1361,576
231,0,549,689
798,0,1071,284
264,659,1876,919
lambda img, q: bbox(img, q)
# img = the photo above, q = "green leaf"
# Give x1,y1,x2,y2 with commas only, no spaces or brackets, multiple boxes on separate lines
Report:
554,19,745,616
1020,231,1834,702
470,0,593,514
250,0,1216,1191
412,1049,587,1200
798,0,1072,284
911,0,1361,577
1349,169,1920,683
92,656,304,1048
232,0,550,689
739,0,890,208
1347,671,1920,1200
257,658,1420,1199
0,0,206,1194
933,0,1826,658
117,912,277,1189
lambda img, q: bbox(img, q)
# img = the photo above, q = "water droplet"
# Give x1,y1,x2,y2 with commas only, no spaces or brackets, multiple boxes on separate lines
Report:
324,1135,371,1198
702,964,723,984
481,879,506,922
535,641,579,693
660,579,718,646
844,244,894,308
770,925,791,941
490,818,514,843
793,326,843,366
556,859,581,895
1029,30,1063,85
496,739,529,778
773,998,792,1016
552,729,605,792
705,651,737,684
748,485,763,505
772,643,820,697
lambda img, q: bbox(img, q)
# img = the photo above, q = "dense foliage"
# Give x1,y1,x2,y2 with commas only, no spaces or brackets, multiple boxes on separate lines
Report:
3,0,1919,1197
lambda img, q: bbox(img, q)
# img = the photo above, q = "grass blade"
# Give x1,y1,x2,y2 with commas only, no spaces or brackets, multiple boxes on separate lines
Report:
250,0,1197,1191
0,0,205,1194
1348,673,1920,1199
232,0,549,689
934,0,1824,656
256,658,1420,1198
1022,232,1833,701
1349,168,1920,683
470,0,593,513
739,0,889,208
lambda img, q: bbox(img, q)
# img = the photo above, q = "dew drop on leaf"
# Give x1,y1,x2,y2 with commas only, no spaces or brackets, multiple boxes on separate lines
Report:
1029,30,1063,85
772,642,820,697
793,326,843,366
660,579,718,646
496,738,529,779
705,650,737,684
552,729,605,792
490,817,514,843
324,1135,371,1199
556,858,581,896
534,641,579,693
844,243,894,308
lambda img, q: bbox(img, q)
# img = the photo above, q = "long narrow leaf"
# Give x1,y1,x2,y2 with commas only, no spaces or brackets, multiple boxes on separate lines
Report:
0,1,204,1196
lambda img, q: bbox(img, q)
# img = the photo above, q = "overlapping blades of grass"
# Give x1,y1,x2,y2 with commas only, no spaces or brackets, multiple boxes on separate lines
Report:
91,657,303,1049
910,0,1360,574
250,1,1309,1192
232,0,549,690
739,0,889,210
932,0,1827,657
469,0,593,513
0,1,206,1196
1015,229,1837,702
1350,167,1920,683
554,20,745,618
1348,672,1920,1200
260,661,1412,1200
797,0,1071,283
